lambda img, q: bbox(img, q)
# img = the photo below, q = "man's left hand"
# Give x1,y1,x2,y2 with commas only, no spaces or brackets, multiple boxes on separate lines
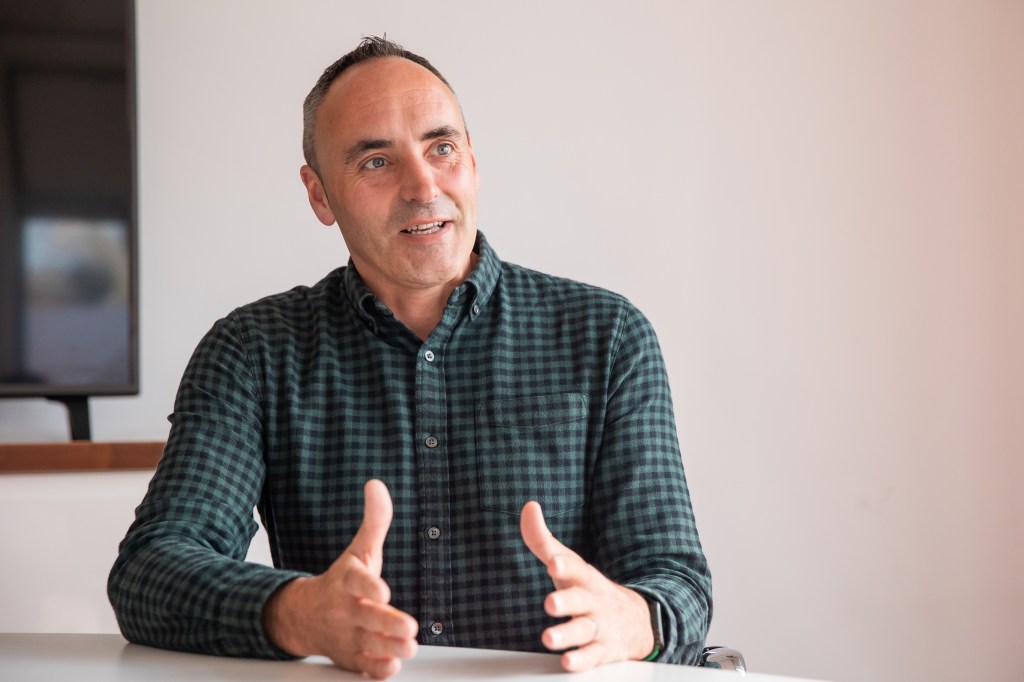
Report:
520,501,655,671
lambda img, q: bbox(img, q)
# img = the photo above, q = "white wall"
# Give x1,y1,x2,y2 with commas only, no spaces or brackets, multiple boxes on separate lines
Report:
1,2,1021,681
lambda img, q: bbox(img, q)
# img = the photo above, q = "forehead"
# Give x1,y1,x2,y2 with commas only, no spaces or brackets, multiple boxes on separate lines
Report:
317,57,462,143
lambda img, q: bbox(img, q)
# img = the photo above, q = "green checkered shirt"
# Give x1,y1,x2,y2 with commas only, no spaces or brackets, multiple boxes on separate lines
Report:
108,232,712,664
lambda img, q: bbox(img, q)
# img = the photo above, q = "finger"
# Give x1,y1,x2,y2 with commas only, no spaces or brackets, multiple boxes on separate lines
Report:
355,627,419,659
339,559,392,604
560,641,607,673
542,615,601,651
544,585,594,618
354,600,420,640
349,479,393,569
520,501,573,566
348,652,404,680
545,552,595,589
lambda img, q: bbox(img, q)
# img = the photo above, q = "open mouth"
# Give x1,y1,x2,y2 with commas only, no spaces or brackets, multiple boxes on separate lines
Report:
402,221,448,235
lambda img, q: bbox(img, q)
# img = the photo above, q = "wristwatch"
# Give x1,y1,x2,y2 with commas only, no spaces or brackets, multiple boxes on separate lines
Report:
641,594,665,662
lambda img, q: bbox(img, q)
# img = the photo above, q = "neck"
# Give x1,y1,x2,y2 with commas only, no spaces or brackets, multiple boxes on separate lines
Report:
359,252,479,341
388,289,453,340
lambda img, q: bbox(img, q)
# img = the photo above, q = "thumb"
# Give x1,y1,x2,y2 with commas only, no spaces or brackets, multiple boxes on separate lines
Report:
520,500,564,565
348,479,393,572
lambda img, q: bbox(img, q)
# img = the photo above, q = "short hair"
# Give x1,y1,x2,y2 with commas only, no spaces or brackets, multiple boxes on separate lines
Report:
302,36,456,175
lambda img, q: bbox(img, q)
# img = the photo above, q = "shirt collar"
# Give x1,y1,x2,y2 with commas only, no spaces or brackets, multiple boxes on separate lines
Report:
341,230,501,328
460,231,500,316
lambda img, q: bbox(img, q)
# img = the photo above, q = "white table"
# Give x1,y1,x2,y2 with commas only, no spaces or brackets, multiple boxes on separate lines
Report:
0,634,823,681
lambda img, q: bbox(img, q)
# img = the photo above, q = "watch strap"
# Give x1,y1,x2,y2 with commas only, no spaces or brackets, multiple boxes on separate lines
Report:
642,595,665,662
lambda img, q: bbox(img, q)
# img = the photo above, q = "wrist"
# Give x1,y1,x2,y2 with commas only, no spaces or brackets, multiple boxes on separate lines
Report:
623,587,656,661
641,597,664,661
263,576,315,657
634,591,665,662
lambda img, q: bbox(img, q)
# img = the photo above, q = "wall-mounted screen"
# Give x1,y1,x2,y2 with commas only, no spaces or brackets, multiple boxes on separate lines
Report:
0,0,137,438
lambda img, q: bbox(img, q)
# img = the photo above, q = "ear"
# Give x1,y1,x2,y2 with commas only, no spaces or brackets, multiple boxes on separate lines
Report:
300,165,337,226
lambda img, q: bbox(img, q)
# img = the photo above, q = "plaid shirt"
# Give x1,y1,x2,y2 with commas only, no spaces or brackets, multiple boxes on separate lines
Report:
108,233,712,664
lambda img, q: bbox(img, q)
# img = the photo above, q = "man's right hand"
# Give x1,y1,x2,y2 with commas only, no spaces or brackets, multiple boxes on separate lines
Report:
263,479,419,679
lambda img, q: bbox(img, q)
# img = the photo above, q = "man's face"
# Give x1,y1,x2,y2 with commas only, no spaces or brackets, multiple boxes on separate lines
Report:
301,57,479,299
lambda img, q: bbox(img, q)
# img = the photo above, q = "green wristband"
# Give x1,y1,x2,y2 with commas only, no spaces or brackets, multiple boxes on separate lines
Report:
643,645,662,662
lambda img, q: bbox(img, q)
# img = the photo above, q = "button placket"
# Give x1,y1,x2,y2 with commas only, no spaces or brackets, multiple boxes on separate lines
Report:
415,299,461,646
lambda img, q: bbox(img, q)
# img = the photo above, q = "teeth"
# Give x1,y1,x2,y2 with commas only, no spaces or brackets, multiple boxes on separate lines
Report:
405,221,445,234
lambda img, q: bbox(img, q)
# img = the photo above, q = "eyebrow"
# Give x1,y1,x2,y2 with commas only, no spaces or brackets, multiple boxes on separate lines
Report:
421,125,462,142
344,126,463,165
345,138,392,165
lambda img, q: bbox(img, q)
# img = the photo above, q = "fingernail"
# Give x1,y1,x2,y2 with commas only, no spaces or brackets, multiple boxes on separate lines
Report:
549,630,562,648
550,595,562,612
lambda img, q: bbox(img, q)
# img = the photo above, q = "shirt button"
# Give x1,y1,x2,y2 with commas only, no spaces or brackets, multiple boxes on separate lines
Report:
424,350,435,362
472,304,481,316
430,621,444,636
425,436,439,448
426,526,441,540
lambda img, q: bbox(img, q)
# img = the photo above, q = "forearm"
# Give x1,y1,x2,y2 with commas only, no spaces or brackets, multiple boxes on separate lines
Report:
106,315,309,656
601,514,711,664
108,510,309,658
598,474,713,665
595,303,713,665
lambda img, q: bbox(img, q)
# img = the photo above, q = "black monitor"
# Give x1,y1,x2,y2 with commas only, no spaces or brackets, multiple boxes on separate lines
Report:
0,0,137,440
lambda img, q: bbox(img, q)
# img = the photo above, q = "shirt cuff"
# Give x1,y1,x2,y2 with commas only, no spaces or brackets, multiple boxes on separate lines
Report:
219,565,312,659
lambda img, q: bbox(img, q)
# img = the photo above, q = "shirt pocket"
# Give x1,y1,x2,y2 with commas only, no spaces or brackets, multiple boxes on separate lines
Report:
476,392,589,517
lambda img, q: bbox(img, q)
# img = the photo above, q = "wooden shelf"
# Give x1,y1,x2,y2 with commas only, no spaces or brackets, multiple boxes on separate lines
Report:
0,442,164,474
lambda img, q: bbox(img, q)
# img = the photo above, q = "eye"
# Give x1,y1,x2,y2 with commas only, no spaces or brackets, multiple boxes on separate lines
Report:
436,142,453,156
362,157,387,170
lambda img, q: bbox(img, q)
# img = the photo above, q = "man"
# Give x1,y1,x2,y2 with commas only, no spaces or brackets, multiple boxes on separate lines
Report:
109,37,712,680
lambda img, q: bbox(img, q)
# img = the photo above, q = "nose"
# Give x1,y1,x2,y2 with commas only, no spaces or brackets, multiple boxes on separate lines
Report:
400,156,440,204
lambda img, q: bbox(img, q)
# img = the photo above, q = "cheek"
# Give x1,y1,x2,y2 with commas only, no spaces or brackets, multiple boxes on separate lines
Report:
441,160,478,192
344,173,392,197
339,179,396,215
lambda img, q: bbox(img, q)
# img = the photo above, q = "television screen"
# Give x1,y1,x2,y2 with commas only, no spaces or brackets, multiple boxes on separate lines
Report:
0,1,137,417
17,216,132,388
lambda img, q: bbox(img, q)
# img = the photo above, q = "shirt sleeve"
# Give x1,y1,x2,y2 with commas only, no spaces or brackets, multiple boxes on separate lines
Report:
589,302,713,665
107,315,309,658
